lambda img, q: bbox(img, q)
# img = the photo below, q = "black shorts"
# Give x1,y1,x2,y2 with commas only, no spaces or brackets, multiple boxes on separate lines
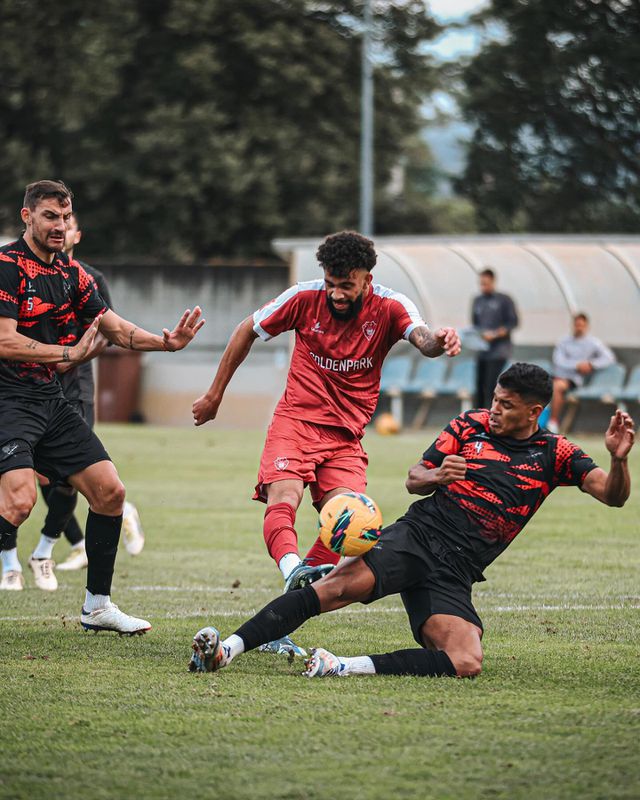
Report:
362,519,483,645
0,395,110,482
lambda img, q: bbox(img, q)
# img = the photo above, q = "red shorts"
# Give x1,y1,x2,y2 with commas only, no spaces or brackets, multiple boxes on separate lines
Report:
254,415,368,507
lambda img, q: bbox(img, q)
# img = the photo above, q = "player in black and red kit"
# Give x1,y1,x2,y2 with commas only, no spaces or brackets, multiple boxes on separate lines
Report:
0,180,204,633
188,363,634,676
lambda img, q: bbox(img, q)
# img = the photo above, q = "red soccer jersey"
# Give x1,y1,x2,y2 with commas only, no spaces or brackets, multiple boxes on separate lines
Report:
253,280,425,437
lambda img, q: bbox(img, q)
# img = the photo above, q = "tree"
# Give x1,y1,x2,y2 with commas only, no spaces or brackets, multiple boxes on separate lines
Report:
457,0,640,232
0,0,442,260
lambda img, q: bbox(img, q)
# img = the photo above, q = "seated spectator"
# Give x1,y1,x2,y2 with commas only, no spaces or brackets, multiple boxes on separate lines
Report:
548,313,615,432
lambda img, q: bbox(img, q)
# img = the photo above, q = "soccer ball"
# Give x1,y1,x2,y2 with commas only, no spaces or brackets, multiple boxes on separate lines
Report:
374,412,400,435
318,492,383,557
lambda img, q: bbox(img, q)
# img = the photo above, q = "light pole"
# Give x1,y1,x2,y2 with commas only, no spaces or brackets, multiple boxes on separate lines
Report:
359,0,374,236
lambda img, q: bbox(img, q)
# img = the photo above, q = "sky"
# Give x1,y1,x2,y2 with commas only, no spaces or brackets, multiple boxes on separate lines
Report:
428,0,491,60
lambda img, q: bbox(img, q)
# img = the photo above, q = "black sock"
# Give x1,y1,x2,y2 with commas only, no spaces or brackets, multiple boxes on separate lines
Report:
370,648,457,677
63,516,84,547
85,510,122,595
0,515,17,551
233,585,321,652
41,483,79,540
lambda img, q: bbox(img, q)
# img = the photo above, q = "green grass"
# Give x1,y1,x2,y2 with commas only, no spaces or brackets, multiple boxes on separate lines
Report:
1,424,639,800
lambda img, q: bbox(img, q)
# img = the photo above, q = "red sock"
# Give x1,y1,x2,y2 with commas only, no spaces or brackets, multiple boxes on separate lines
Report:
304,535,340,567
263,503,299,564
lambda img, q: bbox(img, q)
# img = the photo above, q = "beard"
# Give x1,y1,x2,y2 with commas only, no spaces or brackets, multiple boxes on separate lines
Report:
326,292,364,321
33,229,64,254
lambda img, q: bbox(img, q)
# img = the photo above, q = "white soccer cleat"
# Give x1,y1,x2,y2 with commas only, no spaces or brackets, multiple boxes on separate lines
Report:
302,647,345,678
80,603,151,635
0,570,25,591
28,557,58,591
188,626,226,673
57,544,88,571
122,501,145,556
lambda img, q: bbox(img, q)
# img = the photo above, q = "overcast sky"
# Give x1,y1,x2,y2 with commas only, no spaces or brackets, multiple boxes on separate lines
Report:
427,0,490,58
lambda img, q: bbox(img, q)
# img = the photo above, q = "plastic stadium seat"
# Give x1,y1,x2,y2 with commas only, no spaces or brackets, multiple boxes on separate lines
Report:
615,364,640,405
563,362,627,432
379,355,413,425
403,359,448,429
436,359,476,414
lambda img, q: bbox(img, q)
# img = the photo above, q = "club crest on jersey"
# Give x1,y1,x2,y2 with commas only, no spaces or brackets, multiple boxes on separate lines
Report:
362,320,377,341
274,456,289,471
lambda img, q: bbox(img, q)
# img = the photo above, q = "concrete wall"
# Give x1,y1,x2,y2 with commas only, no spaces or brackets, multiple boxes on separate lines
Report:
96,263,291,427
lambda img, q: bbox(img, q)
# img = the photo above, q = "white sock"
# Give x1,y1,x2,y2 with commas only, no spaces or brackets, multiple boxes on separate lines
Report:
1,548,22,573
221,634,245,665
279,552,302,581
339,656,376,676
84,591,111,612
31,534,57,560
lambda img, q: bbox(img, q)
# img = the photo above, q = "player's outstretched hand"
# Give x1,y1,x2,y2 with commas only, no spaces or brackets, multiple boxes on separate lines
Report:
69,314,102,363
605,410,635,461
436,454,467,485
435,327,461,357
192,393,220,427
162,307,205,352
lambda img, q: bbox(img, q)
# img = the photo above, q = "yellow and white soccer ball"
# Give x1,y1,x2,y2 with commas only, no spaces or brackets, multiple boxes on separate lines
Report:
318,492,383,557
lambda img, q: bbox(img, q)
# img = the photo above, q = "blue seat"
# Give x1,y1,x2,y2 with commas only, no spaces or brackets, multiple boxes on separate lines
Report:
563,362,627,432
379,354,413,426
380,355,413,395
403,359,449,429
404,359,448,396
615,364,640,404
436,359,476,414
571,363,626,401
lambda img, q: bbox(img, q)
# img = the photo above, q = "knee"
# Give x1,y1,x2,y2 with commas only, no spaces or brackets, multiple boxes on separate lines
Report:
92,480,126,516
6,488,37,525
449,650,483,678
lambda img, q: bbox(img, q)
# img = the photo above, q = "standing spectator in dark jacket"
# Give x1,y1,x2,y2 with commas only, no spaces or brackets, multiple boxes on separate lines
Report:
471,268,519,409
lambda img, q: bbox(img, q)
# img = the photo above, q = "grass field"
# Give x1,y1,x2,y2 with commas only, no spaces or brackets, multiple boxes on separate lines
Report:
1,423,639,800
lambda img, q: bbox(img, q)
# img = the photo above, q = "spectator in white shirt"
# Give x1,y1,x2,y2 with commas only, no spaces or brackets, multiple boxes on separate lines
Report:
548,313,615,433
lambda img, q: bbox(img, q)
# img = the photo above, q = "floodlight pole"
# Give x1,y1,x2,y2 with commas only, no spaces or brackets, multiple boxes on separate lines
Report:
359,0,374,236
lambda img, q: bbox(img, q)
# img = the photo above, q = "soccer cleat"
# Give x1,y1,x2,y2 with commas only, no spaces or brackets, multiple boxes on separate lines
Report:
80,604,151,635
122,501,145,556
0,570,25,591
259,635,307,659
303,647,345,678
28,557,58,591
283,561,335,593
57,544,88,571
188,626,226,673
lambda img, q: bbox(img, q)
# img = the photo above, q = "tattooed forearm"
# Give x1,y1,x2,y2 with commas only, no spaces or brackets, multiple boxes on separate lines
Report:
409,327,443,357
26,340,37,350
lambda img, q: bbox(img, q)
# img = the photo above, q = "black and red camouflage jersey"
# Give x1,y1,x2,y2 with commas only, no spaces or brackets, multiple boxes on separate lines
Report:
403,410,598,577
0,237,107,399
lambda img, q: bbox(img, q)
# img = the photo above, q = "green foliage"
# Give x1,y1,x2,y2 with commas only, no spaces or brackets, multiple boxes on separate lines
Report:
0,0,442,260
457,0,640,232
1,424,638,799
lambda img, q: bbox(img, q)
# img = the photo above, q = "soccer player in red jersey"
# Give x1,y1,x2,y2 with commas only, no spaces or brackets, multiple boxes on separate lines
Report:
188,363,634,676
192,231,461,598
0,180,204,632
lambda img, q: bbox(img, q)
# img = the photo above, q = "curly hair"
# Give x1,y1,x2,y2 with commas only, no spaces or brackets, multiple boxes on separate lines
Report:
316,231,377,277
498,362,553,406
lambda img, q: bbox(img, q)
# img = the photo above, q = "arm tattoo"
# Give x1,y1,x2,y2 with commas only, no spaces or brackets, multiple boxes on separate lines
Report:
129,327,137,350
410,327,442,356
62,346,71,362
26,340,37,351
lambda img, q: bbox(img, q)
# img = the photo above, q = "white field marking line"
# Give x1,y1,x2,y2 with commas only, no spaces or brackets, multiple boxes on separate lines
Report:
1,603,639,623
129,585,640,603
